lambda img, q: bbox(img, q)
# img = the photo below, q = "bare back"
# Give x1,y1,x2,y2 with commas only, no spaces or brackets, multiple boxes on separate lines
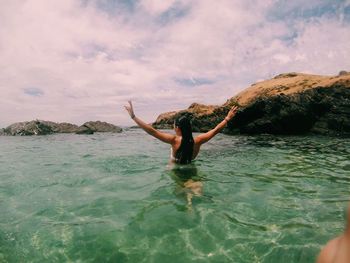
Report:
171,136,203,161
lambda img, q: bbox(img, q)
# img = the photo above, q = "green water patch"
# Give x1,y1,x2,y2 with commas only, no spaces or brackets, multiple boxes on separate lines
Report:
0,132,349,262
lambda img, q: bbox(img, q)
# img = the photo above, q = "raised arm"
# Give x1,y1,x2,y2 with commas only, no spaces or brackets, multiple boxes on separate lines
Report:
195,106,238,145
124,101,176,144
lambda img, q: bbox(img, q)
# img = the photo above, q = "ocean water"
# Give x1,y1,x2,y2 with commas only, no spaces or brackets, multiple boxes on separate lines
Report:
0,129,349,263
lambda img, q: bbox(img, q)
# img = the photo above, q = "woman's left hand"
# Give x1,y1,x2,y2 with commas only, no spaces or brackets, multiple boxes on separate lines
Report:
124,100,135,119
226,106,238,120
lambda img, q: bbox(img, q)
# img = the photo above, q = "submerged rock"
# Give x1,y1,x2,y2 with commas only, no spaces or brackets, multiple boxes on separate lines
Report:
153,72,350,136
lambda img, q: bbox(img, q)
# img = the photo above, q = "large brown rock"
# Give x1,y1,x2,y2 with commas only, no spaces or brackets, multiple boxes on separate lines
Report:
153,106,220,131
153,72,350,136
228,84,350,135
153,103,225,132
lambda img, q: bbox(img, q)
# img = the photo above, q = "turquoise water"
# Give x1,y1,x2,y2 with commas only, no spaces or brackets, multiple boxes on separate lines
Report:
0,129,349,263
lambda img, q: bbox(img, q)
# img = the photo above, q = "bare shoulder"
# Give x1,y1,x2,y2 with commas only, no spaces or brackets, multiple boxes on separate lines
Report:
194,133,207,145
317,236,341,263
171,135,182,147
175,135,182,143
194,136,201,144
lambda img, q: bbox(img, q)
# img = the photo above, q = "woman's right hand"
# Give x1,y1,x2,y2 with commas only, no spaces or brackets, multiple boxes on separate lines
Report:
225,106,238,121
124,100,136,119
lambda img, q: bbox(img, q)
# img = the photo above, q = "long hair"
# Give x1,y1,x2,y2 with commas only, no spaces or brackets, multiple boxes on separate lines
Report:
174,116,194,164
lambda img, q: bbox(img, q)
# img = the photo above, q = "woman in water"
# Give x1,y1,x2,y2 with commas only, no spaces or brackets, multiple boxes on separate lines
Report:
124,100,238,164
125,100,238,208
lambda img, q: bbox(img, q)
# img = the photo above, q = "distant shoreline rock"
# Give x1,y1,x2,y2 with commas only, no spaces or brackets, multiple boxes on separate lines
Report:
153,71,350,136
82,121,122,133
1,120,122,136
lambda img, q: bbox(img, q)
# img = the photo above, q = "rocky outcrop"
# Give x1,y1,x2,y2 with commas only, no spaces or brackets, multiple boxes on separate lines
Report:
75,125,94,135
153,111,178,129
2,120,80,135
228,84,350,135
39,121,79,133
82,121,122,133
153,103,222,131
153,103,229,132
153,72,350,136
3,121,54,136
1,120,122,136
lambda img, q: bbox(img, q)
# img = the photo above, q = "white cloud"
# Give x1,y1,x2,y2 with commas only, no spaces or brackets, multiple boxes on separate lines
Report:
138,0,178,16
0,0,349,127
273,54,291,64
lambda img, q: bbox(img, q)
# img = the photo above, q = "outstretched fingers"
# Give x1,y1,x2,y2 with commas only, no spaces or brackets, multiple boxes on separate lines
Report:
124,101,135,118
230,106,238,112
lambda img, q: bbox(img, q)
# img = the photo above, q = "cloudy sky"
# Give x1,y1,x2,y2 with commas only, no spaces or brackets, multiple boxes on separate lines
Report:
1,0,350,127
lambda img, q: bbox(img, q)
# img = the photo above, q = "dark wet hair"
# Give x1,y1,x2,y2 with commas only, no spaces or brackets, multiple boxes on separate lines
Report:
174,116,194,164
